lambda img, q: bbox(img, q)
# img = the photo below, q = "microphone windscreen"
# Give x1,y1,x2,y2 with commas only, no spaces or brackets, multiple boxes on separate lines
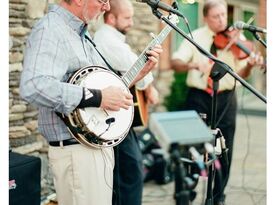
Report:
234,21,245,30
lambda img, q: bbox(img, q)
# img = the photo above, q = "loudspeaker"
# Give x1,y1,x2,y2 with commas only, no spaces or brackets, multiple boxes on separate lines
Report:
9,152,41,205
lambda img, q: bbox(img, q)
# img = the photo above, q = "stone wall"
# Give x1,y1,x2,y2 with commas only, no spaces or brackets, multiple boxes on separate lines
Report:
9,0,55,198
8,0,164,199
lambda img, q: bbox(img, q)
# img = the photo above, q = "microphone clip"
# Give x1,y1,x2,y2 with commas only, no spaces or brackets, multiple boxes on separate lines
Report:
171,1,179,10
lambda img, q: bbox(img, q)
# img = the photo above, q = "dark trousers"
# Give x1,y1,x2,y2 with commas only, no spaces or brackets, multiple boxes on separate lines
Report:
183,88,237,202
112,129,143,205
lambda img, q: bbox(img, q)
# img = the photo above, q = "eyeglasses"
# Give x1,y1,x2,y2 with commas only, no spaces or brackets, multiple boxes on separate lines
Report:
98,0,109,5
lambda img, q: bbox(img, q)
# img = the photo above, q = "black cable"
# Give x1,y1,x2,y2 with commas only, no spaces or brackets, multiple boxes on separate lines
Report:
239,88,258,205
215,79,237,127
100,148,114,191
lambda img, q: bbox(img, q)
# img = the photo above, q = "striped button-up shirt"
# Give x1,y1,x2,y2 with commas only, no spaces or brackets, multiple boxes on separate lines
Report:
20,4,106,142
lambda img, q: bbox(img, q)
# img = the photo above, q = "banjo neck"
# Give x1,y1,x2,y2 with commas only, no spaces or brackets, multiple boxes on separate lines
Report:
121,16,177,87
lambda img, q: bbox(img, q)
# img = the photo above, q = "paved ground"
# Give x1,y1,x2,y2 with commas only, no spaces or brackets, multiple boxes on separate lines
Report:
142,92,266,205
42,92,267,205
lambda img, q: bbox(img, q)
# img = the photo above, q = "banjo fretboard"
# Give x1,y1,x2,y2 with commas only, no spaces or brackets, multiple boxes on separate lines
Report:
122,15,178,87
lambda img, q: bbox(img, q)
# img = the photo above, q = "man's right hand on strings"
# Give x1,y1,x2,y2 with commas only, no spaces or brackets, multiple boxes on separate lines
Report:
100,86,133,111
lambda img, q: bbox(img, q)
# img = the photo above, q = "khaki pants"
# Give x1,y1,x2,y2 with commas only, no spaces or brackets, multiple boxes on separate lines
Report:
48,144,114,205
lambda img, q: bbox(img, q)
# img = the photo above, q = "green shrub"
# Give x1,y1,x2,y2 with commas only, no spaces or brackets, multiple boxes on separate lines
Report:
164,72,188,111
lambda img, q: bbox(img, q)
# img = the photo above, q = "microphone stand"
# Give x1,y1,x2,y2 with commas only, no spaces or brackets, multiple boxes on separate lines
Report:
201,62,228,205
170,144,190,205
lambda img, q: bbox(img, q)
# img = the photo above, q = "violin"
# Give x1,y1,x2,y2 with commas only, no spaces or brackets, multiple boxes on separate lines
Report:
213,25,254,60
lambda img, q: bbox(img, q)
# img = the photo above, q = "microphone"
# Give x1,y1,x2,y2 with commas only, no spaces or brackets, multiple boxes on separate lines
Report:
234,21,266,34
136,0,184,17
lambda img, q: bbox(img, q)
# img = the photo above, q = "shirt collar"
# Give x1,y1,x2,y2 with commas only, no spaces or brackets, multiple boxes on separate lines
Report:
49,4,87,36
205,25,216,38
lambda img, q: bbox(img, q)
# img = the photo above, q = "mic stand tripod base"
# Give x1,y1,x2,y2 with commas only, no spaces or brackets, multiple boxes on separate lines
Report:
204,162,215,205
205,66,223,205
170,145,190,205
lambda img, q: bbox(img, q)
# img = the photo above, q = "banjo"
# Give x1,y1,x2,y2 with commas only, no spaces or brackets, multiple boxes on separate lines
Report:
59,14,179,148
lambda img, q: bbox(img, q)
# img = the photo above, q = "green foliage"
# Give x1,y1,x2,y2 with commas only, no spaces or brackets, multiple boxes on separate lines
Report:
163,72,189,111
164,2,197,111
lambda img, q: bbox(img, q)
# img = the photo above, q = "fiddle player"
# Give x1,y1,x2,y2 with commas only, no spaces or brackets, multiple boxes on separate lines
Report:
171,0,263,204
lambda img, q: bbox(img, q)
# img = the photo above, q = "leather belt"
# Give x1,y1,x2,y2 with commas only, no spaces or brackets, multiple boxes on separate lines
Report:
49,138,79,147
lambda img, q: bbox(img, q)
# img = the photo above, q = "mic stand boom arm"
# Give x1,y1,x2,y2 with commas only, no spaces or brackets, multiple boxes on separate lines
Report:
151,9,266,103
252,31,267,48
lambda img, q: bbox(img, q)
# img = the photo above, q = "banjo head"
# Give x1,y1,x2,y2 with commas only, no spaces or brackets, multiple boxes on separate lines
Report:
64,65,134,148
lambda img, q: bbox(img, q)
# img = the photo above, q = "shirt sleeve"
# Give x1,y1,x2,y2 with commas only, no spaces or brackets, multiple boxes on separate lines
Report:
96,40,138,73
94,27,154,90
135,72,154,90
172,39,194,63
20,26,83,115
100,42,154,90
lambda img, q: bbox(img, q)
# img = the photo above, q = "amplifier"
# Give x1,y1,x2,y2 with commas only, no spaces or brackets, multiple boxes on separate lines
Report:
149,110,214,153
9,152,41,205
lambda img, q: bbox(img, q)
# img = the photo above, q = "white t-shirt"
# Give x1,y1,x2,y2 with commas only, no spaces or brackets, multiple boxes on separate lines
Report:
94,24,153,90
